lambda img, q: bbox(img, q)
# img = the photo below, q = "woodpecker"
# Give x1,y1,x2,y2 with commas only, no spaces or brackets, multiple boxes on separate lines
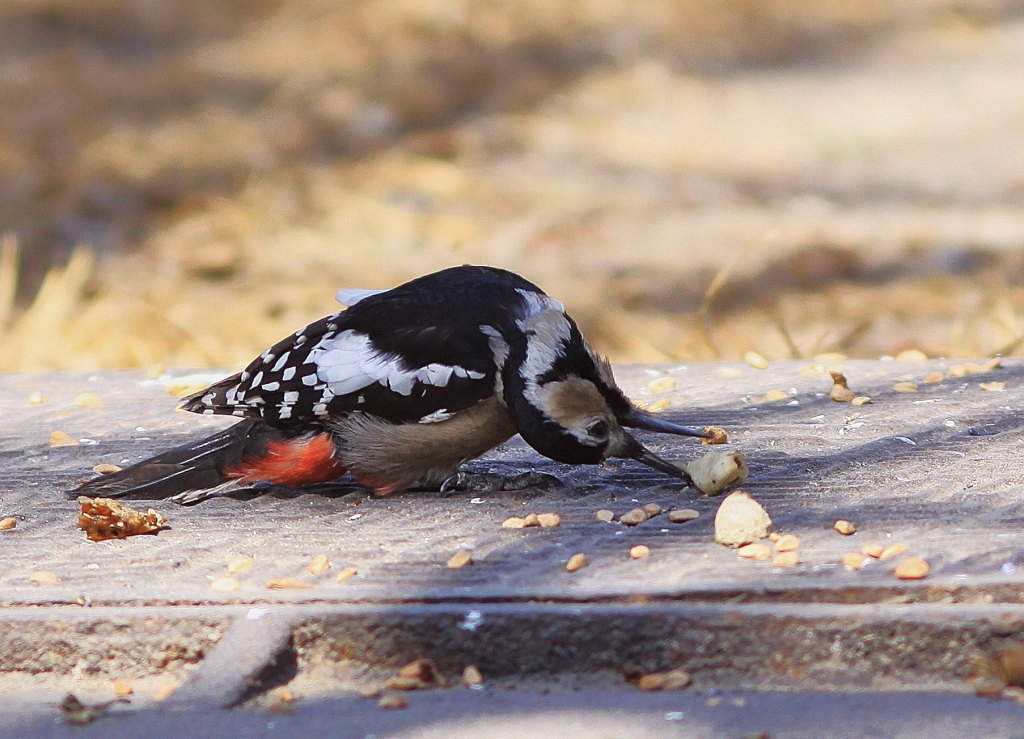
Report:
72,265,714,504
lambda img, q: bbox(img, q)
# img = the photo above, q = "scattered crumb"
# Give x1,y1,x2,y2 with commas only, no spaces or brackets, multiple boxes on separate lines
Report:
637,669,691,691
595,509,615,522
641,503,662,517
565,553,588,572
719,366,742,377
892,382,919,393
982,357,1003,372
210,576,240,592
773,551,800,567
714,490,772,547
536,512,561,527
29,570,59,584
744,351,769,369
834,520,857,536
980,381,1006,392
851,396,872,406
764,389,789,402
646,376,676,394
462,665,484,687
501,516,526,529
737,542,772,559
842,552,867,571
111,680,134,697
49,430,79,447
701,426,728,445
948,364,968,378
922,371,944,384
447,549,473,569
275,687,297,703
829,371,856,402
893,557,929,580
78,497,168,541
523,513,541,527
896,349,928,363
774,533,801,552
307,553,331,574
265,577,313,589
769,532,781,542
619,508,649,526
227,555,254,575
336,567,358,582
862,544,884,558
165,382,210,398
27,391,45,405
358,686,382,699
685,451,749,497
646,398,672,413
630,545,651,559
91,463,122,474
0,517,16,530
74,392,104,408
879,543,907,560
378,695,408,710
668,508,699,523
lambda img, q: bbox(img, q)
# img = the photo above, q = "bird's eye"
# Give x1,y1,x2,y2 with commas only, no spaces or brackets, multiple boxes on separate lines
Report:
586,419,609,440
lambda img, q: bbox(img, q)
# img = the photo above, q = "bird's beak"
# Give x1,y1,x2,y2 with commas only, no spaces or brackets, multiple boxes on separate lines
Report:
619,434,695,485
620,407,712,439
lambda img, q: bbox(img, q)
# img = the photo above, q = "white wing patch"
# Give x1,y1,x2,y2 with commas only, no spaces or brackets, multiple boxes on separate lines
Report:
310,329,484,398
335,288,387,307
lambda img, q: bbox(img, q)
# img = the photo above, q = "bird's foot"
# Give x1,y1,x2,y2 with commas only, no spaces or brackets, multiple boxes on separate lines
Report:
438,470,564,495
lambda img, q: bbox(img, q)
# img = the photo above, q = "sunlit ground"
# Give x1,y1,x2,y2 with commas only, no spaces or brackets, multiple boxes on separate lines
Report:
1,0,1022,372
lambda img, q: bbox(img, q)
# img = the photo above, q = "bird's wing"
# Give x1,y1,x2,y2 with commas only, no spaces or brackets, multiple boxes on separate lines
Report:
181,298,501,426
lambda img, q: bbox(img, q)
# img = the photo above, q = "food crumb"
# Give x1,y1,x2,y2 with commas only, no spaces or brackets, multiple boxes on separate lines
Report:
737,542,772,560
29,570,59,584
774,533,801,552
764,389,789,402
834,519,857,536
565,553,588,572
227,555,254,575
111,680,134,697
619,508,649,526
842,552,867,571
27,391,45,405
892,382,919,393
210,576,240,592
893,557,930,580
336,567,358,582
378,694,408,710
773,551,800,567
265,577,313,590
922,371,945,384
595,509,615,522
536,512,561,528
744,351,769,369
462,665,484,687
74,392,104,408
49,430,79,447
701,426,728,445
307,553,331,574
668,508,699,523
980,381,1006,392
78,497,168,541
91,463,123,475
447,550,473,569
641,503,662,517
0,517,16,530
862,544,884,559
646,376,676,394
629,545,651,559
851,396,872,406
501,516,526,529
879,543,908,560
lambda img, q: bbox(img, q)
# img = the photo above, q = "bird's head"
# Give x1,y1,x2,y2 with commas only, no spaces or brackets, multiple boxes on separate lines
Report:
501,290,710,479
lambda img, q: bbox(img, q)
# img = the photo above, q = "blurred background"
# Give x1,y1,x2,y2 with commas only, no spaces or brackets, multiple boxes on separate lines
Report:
1,0,1023,372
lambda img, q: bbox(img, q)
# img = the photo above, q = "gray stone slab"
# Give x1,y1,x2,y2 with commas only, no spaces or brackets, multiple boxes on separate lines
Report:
1,361,1023,714
2,361,1023,607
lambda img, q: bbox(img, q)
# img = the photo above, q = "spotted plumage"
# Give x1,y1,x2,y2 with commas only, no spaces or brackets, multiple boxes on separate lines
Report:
71,265,714,503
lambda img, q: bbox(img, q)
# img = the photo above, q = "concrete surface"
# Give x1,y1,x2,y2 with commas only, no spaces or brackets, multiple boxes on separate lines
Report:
1,359,1023,735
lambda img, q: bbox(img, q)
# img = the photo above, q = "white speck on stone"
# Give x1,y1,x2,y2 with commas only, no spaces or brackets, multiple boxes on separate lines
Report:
246,608,270,621
459,609,484,631
1002,562,1018,575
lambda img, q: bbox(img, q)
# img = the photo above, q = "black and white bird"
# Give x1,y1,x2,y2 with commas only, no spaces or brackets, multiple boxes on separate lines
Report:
72,265,713,503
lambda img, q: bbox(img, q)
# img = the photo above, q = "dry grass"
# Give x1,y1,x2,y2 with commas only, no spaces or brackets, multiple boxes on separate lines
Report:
2,0,1023,372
